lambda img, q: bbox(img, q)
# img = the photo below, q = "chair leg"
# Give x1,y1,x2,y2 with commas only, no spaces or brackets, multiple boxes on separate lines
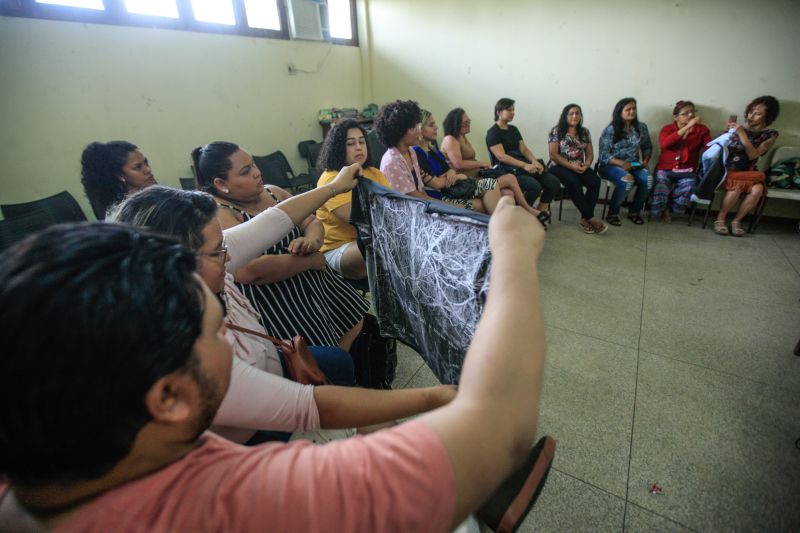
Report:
558,196,563,221
688,202,696,226
601,184,610,220
701,203,711,229
748,195,767,234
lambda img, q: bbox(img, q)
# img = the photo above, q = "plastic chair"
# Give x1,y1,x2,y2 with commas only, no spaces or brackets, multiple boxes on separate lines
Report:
298,140,323,181
179,177,197,191
0,208,57,251
252,151,314,194
366,130,387,166
1,191,87,223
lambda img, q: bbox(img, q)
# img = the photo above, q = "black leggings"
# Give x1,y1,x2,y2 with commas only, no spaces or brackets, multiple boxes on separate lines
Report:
513,170,561,206
548,164,601,220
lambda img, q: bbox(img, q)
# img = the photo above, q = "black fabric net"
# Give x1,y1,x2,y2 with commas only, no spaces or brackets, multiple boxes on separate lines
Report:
351,178,492,385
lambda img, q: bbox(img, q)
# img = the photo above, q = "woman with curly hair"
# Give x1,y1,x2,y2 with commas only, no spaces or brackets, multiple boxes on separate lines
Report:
375,99,439,200
714,95,780,237
597,97,653,226
315,119,392,279
80,141,156,219
547,104,606,234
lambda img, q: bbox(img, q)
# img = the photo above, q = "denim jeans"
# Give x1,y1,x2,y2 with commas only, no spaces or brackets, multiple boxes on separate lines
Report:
597,164,652,216
277,344,355,385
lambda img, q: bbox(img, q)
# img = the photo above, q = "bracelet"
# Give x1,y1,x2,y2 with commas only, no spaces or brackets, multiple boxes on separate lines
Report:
330,184,336,198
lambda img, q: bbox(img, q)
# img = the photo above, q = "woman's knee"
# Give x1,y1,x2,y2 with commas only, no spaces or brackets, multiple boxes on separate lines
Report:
751,184,765,197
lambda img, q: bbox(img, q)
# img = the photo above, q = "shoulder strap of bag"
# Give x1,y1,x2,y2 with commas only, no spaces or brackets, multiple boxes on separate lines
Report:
226,322,283,347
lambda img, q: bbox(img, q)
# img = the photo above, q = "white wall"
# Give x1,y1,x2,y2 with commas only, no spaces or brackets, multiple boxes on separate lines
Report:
0,15,364,217
366,0,800,163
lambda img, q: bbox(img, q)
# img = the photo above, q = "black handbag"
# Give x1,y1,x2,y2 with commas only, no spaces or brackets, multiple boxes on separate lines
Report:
349,314,397,389
442,178,479,199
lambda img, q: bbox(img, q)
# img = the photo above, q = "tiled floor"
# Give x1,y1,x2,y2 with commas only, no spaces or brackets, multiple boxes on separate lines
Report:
389,205,800,532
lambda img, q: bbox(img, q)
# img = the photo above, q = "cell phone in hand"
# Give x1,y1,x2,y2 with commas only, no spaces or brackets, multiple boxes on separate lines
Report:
728,114,738,124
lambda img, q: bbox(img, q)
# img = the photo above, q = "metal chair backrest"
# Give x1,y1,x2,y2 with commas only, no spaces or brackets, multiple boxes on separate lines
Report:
1,191,87,223
0,208,57,251
179,177,197,191
366,130,387,165
253,153,293,189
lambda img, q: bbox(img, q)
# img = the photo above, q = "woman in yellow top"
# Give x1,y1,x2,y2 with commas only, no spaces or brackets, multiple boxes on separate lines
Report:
317,119,392,280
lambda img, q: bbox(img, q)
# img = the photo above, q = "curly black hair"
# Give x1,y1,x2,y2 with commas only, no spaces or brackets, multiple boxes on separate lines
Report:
317,119,373,171
610,97,639,144
442,107,466,138
745,95,780,126
80,141,137,220
373,100,421,148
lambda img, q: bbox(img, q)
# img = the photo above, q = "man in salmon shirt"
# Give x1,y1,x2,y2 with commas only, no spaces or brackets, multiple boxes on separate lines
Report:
0,196,552,532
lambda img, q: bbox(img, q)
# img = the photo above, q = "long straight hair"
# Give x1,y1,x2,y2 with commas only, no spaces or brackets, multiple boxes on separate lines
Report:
611,97,638,143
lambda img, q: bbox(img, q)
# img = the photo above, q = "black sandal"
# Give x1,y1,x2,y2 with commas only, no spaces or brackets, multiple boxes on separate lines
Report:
536,211,550,230
627,213,645,225
606,214,622,226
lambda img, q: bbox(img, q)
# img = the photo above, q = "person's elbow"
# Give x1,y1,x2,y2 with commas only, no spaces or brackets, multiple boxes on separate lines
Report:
233,264,262,285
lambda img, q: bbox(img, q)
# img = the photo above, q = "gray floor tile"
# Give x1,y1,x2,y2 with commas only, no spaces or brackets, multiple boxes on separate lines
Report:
628,352,800,531
771,232,800,275
522,469,625,532
392,341,425,388
623,503,695,533
541,225,646,278
536,327,638,497
644,228,800,307
404,358,442,388
538,264,644,350
639,278,800,389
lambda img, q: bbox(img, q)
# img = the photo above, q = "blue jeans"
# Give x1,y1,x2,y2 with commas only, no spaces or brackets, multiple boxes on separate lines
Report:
597,164,652,216
279,345,355,386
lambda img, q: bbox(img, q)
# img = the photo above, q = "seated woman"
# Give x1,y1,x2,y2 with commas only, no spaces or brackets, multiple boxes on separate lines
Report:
192,141,369,350
111,181,455,444
547,104,607,234
714,95,780,237
80,141,157,219
440,107,492,178
653,100,711,223
316,119,392,280
486,98,561,226
414,109,539,217
597,97,653,226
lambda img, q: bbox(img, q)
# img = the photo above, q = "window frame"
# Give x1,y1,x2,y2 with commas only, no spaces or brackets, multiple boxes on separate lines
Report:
1,0,358,46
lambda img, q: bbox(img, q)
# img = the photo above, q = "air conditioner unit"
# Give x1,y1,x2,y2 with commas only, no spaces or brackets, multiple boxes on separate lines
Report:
286,0,329,42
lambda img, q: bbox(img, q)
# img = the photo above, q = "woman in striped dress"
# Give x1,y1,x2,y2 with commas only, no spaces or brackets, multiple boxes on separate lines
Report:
191,141,368,349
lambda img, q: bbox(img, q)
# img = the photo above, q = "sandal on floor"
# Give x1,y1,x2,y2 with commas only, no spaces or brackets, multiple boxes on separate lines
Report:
579,221,595,234
713,220,729,236
591,220,609,234
477,436,556,533
627,213,645,225
606,214,622,226
731,220,745,237
536,211,550,230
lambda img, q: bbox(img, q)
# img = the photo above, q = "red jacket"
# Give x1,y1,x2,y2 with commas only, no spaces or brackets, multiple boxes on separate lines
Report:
656,122,711,171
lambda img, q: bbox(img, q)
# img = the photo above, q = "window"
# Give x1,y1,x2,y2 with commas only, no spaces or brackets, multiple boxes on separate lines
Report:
3,0,358,45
